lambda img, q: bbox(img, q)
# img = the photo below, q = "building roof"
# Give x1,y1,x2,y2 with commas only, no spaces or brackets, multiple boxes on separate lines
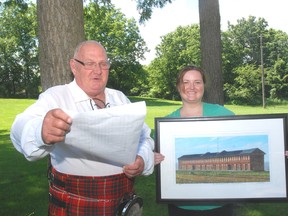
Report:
178,148,265,161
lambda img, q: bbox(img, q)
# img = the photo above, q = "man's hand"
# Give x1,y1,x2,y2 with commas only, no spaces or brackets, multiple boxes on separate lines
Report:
123,156,144,178
42,109,72,144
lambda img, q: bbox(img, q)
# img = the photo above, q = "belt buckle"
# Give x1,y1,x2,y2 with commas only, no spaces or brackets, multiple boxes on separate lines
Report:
49,192,52,201
48,171,54,184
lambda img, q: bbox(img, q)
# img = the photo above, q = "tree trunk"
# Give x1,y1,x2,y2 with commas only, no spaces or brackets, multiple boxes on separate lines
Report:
37,0,85,91
199,0,224,105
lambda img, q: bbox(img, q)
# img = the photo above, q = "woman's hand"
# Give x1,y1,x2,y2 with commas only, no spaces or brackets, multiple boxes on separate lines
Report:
154,152,165,165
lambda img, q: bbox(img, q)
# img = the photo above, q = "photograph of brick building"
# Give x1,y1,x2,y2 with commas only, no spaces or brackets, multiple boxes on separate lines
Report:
178,148,265,172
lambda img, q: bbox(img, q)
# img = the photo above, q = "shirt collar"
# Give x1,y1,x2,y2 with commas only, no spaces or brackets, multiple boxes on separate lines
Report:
68,79,91,103
68,79,108,104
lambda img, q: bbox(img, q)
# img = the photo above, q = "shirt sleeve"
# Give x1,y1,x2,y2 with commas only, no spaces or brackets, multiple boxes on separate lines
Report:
10,97,55,161
137,122,155,176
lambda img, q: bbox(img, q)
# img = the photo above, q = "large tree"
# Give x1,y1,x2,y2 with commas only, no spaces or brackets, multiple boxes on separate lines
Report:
37,0,85,91
199,0,223,104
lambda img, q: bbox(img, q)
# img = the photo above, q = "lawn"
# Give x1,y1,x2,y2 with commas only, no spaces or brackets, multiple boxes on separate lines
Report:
1,98,288,216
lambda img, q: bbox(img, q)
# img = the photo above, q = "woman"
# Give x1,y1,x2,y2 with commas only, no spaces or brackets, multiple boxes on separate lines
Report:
155,65,234,216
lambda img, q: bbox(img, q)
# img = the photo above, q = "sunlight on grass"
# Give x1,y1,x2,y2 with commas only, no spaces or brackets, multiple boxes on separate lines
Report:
0,98,35,131
226,104,288,115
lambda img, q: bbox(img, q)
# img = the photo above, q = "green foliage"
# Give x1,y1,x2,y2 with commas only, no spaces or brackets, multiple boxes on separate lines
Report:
224,16,269,66
224,64,262,105
147,24,201,100
84,2,149,95
1,1,150,98
1,2,288,106
0,1,39,98
222,16,288,104
266,59,288,99
265,28,288,67
145,17,288,104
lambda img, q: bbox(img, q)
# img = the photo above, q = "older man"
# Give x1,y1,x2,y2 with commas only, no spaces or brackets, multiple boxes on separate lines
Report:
10,40,154,216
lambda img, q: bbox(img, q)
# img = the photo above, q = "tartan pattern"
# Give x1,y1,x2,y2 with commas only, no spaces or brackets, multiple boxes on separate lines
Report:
48,167,135,216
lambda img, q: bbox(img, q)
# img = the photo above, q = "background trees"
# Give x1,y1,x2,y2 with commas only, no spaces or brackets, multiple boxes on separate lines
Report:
146,16,288,104
222,16,288,104
147,24,200,99
0,1,38,98
0,1,287,105
84,2,149,95
1,0,149,96
1,0,227,105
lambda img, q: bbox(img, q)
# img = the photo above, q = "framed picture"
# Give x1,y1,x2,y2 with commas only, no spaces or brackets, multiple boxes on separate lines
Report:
155,114,288,204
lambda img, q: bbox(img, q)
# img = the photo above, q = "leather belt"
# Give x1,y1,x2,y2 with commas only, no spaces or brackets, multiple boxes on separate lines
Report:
48,170,65,188
49,192,66,208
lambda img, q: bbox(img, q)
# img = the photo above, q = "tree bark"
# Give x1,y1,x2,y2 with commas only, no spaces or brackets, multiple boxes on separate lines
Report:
37,0,85,91
199,0,224,104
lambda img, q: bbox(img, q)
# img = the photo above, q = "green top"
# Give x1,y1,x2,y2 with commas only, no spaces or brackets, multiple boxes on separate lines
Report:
166,102,234,211
166,102,234,118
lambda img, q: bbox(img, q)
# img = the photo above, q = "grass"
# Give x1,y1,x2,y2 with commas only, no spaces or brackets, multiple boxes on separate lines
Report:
0,99,48,215
1,98,288,216
176,170,270,183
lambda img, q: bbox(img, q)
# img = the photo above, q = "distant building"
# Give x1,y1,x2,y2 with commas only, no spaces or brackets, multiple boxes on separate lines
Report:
178,148,265,171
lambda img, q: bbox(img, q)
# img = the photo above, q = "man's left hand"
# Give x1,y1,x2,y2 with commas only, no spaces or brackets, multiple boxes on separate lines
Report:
123,156,144,178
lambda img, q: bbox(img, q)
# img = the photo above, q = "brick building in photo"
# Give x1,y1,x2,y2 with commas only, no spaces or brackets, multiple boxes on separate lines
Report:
178,148,265,171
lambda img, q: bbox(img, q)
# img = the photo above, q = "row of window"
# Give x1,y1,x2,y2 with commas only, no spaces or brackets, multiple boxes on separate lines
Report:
179,163,251,171
180,155,250,164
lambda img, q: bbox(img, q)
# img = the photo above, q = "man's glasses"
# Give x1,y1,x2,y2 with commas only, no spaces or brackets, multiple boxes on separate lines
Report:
74,58,110,70
90,98,110,110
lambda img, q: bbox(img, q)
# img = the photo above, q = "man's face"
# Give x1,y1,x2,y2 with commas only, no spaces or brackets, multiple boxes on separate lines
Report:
70,43,110,98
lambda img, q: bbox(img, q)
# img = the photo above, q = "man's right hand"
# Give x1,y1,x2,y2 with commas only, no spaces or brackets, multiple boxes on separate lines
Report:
42,109,72,144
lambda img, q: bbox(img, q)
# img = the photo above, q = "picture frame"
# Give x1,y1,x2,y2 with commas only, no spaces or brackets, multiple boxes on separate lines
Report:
155,114,288,204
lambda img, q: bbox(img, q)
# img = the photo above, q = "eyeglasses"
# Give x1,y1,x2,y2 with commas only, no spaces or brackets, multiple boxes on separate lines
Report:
90,98,110,110
74,58,110,70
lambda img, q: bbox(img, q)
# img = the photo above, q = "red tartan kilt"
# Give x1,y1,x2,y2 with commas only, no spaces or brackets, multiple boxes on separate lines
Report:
48,167,135,216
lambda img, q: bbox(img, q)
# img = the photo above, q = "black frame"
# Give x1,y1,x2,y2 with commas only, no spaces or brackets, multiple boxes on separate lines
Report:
155,114,288,204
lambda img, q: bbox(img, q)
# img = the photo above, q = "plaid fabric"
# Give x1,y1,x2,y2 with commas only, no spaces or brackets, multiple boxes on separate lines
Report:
48,167,135,216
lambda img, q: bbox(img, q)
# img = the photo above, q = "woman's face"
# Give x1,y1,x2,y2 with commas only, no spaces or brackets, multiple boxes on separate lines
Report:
179,70,204,104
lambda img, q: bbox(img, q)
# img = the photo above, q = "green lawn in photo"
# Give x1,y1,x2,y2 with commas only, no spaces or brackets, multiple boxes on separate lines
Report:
176,170,270,184
1,98,288,216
